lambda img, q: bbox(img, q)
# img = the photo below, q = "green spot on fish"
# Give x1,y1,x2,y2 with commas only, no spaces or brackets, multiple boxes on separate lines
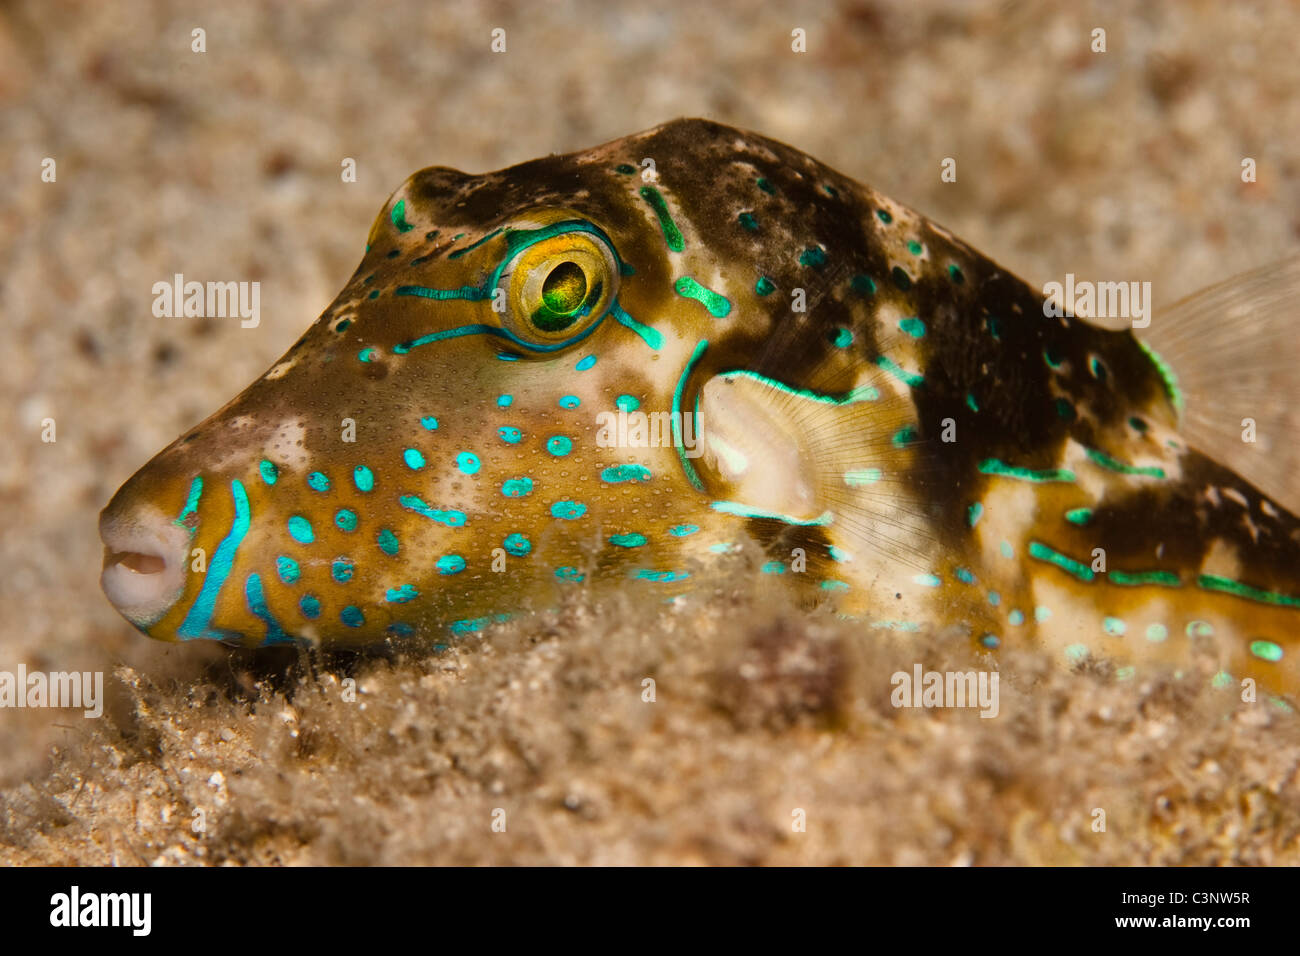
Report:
1250,640,1284,663
979,459,1076,483
844,469,882,486
601,464,652,483
1197,574,1300,608
674,276,732,317
501,477,534,498
1109,569,1181,587
898,317,925,338
850,274,876,296
276,556,300,585
386,585,419,603
287,515,313,544
635,569,690,583
503,533,531,557
390,199,414,233
1085,447,1166,479
551,500,587,520
639,186,684,252
799,246,828,269
436,555,466,575
1028,540,1095,582
875,355,923,387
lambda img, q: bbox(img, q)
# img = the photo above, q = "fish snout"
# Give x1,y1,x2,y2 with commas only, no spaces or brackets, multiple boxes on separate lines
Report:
99,497,191,632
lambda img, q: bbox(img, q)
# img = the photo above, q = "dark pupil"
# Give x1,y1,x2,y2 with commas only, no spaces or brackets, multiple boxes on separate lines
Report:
538,261,587,328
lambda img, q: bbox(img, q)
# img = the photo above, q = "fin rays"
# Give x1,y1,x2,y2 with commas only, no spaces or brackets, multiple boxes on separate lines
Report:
1140,255,1300,514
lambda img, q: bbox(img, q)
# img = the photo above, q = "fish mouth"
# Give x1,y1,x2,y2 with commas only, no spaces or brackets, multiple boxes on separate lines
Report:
98,506,190,630
103,548,168,574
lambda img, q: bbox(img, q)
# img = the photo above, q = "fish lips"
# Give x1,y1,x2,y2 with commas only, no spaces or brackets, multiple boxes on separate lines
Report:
99,503,191,631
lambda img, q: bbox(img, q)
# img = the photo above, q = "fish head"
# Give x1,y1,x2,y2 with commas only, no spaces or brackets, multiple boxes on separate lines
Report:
100,119,844,645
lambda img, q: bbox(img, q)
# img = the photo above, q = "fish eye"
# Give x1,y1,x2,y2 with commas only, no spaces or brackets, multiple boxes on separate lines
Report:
494,224,619,349
538,261,587,329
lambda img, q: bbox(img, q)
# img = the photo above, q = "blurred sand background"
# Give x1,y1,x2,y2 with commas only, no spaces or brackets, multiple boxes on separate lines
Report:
1,0,1298,864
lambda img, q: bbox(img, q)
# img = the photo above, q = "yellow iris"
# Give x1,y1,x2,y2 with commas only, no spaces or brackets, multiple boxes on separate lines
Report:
496,223,619,346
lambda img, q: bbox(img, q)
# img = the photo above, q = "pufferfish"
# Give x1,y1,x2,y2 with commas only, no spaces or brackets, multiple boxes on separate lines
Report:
100,118,1300,698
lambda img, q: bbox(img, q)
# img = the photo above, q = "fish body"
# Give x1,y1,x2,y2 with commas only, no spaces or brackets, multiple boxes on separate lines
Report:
100,119,1299,697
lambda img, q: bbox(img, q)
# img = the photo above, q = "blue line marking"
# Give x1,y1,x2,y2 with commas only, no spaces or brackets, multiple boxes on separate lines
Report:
710,501,833,526
673,340,708,491
610,301,663,350
174,476,203,526
400,495,467,526
394,324,505,354
395,284,490,301
245,572,291,645
178,479,250,639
